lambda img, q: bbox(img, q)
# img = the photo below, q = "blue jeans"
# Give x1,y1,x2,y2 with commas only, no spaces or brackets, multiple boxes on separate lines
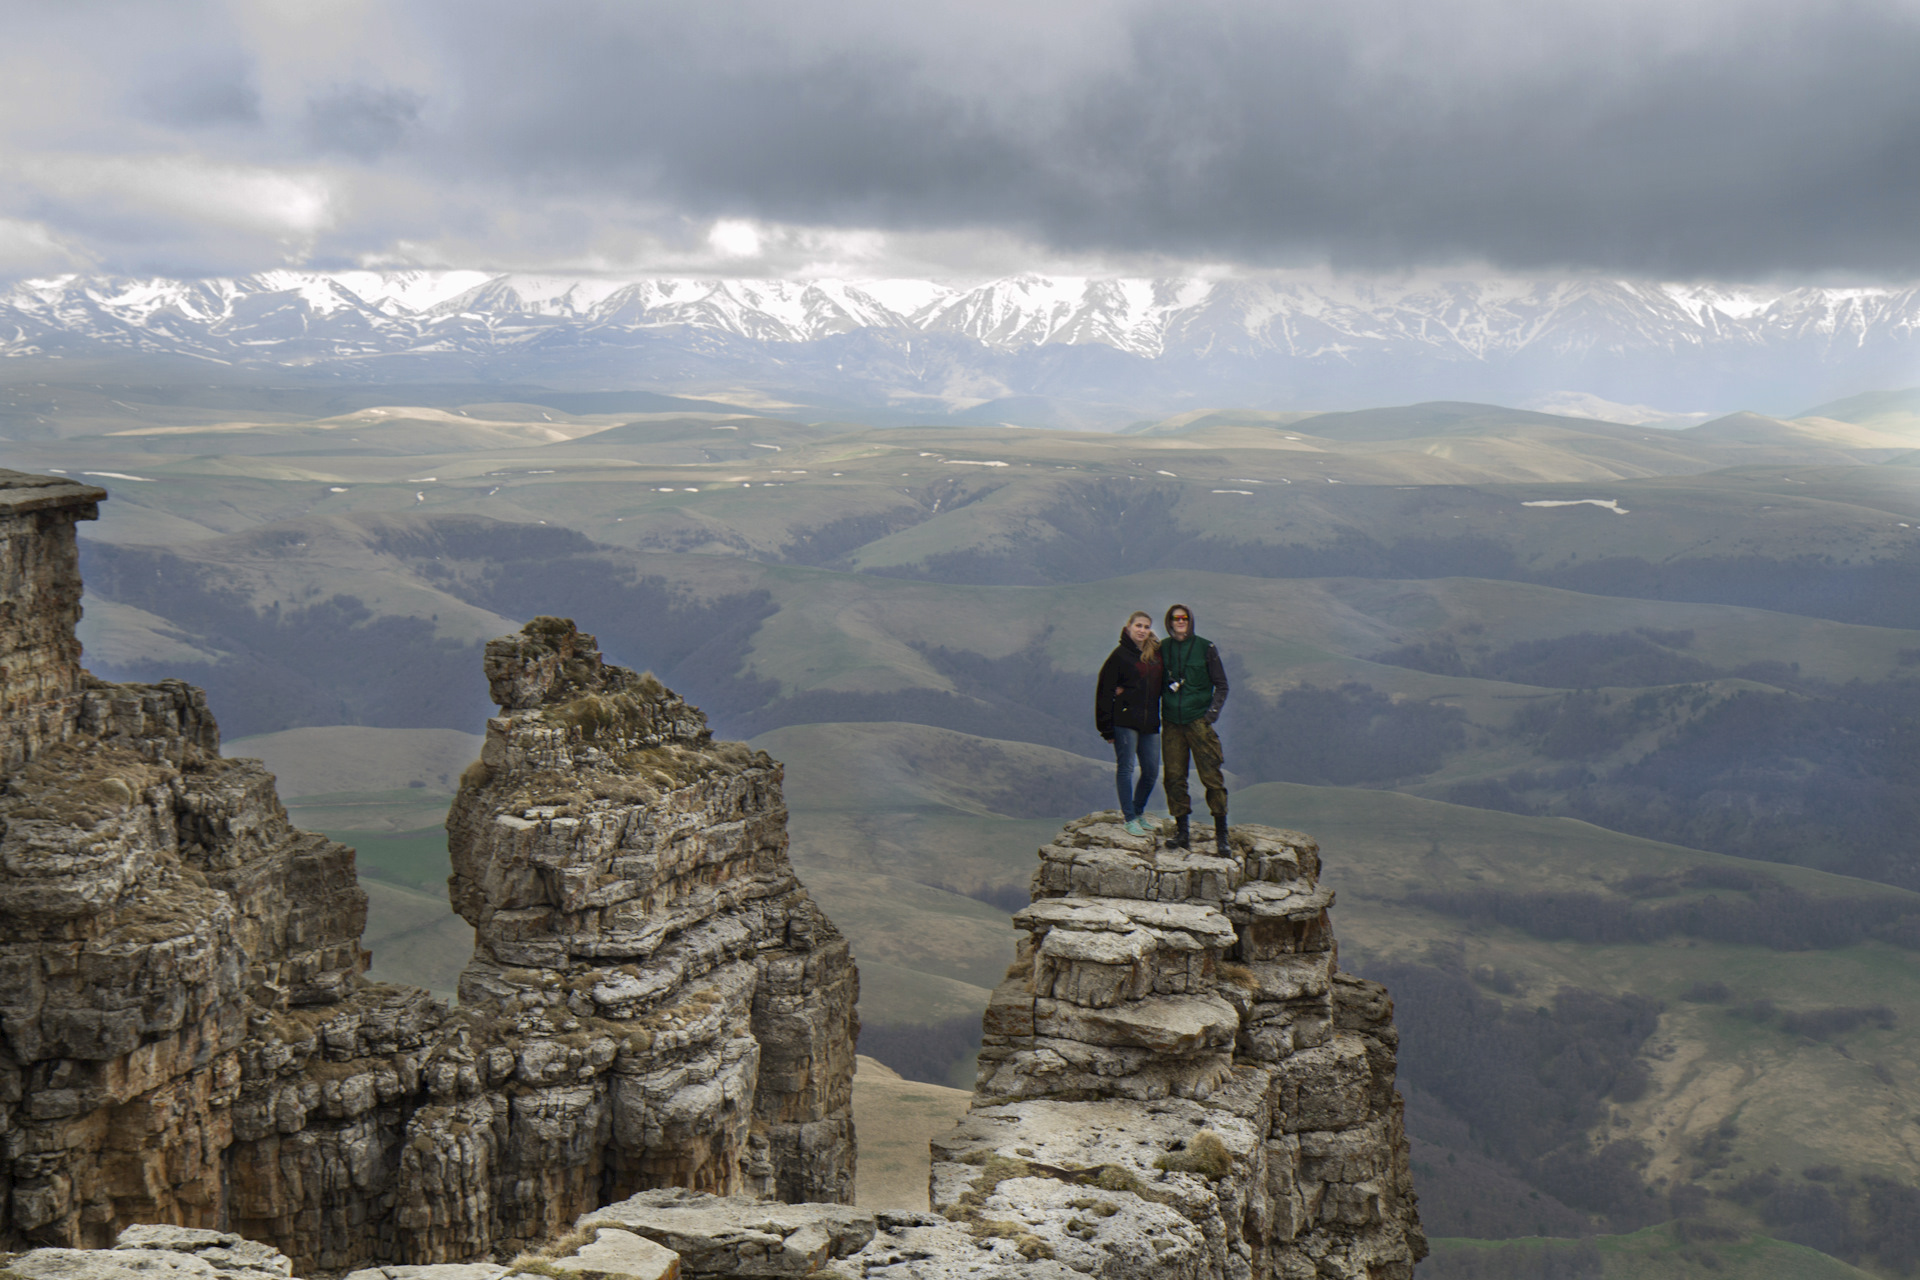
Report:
1112,727,1161,820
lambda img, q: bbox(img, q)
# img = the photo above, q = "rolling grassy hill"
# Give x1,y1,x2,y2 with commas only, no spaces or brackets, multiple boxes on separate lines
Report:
1424,1224,1881,1280
21,387,1920,1273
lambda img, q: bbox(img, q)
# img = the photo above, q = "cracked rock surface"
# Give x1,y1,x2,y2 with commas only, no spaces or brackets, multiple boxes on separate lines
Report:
917,812,1426,1280
439,617,859,1231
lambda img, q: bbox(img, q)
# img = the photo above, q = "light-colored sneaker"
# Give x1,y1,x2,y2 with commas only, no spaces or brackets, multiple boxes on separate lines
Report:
1124,817,1149,837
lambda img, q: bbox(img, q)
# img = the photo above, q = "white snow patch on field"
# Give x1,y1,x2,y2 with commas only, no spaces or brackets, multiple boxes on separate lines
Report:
1523,498,1630,514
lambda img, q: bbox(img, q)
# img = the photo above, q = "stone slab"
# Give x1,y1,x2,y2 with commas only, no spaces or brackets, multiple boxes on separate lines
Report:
1032,992,1238,1055
548,1228,681,1280
582,1188,875,1276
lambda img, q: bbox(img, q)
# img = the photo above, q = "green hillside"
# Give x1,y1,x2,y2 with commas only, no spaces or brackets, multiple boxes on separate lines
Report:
25,387,1920,1275
1426,1224,1882,1279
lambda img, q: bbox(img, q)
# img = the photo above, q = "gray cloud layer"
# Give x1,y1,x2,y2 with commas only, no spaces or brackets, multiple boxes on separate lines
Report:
3,0,1918,278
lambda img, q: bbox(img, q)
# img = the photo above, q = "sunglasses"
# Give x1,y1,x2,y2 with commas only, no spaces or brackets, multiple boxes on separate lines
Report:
1170,614,1190,621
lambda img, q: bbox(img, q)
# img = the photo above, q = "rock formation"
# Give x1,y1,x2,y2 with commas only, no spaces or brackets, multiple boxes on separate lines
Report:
440,616,859,1228
312,815,1422,1280
928,813,1425,1278
0,471,856,1274
546,815,1425,1279
0,471,389,1261
0,466,1416,1280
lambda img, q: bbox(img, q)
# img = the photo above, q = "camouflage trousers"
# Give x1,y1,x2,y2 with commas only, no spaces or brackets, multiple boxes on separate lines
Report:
1162,718,1227,819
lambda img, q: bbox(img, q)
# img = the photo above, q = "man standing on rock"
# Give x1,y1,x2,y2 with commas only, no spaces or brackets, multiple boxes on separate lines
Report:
1160,603,1229,853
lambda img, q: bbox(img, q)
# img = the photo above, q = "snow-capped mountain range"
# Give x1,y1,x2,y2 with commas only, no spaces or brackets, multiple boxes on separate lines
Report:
4,271,1918,415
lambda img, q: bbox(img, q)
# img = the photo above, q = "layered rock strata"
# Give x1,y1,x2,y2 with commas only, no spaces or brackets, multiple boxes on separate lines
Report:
286,816,1421,1280
1,471,109,771
549,816,1425,1278
439,617,859,1236
1,467,1412,1279
0,473,857,1273
930,813,1426,1279
0,472,385,1262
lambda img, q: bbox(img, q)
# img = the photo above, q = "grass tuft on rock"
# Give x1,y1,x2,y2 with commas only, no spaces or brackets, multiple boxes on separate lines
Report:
974,1153,1032,1193
1154,1129,1234,1179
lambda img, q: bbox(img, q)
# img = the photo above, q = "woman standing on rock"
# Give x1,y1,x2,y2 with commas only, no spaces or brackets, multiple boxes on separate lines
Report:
1095,610,1164,836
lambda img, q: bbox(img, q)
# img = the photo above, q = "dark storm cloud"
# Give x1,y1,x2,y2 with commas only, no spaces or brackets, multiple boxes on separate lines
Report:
417,0,1920,276
305,86,426,160
6,0,1920,277
140,65,261,129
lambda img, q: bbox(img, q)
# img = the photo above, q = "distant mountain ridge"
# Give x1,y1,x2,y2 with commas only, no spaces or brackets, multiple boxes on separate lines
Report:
5,270,1919,416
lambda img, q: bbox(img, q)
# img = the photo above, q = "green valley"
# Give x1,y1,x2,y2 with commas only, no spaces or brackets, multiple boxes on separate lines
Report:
25,383,1920,1273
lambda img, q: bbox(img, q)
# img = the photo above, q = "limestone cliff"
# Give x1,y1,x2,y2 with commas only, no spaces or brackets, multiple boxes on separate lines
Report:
926,813,1426,1278
441,617,859,1221
0,471,856,1273
0,471,385,1257
323,815,1423,1280
562,815,1426,1279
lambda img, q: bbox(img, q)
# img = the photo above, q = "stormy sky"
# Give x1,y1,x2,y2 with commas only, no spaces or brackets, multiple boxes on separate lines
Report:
3,0,1917,282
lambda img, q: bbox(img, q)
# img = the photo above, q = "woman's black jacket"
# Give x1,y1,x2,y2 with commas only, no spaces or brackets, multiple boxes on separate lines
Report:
1095,635,1163,739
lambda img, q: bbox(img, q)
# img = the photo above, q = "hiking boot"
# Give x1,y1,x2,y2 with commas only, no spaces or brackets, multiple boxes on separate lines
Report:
1214,814,1230,856
1171,815,1190,849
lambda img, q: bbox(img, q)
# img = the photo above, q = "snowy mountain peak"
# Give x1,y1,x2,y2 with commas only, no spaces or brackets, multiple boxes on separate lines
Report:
3,269,1917,412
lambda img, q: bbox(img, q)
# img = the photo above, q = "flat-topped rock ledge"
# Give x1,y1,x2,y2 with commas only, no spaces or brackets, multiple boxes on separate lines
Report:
919,811,1425,1280
6,1225,297,1280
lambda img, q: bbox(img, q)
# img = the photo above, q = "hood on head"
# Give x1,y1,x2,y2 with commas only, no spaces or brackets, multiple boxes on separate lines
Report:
1164,603,1195,635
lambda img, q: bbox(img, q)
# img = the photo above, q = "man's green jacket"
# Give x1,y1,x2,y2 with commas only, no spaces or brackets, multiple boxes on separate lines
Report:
1162,632,1229,726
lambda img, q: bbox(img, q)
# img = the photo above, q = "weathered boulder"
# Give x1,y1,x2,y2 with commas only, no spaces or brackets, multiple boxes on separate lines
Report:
6,1224,298,1280
580,1188,874,1276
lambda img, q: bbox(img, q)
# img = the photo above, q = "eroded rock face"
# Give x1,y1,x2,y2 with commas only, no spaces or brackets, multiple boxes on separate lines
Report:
0,475,386,1260
436,617,859,1239
0,476,855,1273
0,472,104,773
3,468,1411,1280
928,813,1426,1280
525,816,1426,1280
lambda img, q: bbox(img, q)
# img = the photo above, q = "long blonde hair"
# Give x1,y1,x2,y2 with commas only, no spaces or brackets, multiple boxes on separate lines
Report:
1121,610,1160,663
